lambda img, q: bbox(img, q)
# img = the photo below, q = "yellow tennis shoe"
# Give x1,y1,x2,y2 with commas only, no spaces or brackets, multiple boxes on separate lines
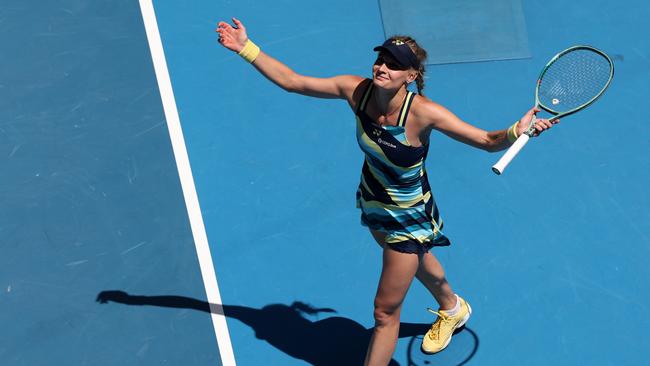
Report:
421,295,472,354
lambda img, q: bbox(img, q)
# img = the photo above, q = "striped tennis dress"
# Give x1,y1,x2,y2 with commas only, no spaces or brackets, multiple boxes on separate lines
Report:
355,81,450,252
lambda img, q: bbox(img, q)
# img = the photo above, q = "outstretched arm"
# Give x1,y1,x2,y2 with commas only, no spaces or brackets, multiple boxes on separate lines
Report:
417,100,558,152
216,18,361,99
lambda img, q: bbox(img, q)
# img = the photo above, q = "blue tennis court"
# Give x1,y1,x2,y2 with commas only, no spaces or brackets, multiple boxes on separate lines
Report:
1,0,648,365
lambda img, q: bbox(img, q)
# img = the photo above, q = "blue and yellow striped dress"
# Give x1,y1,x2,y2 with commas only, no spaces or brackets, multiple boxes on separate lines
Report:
355,80,450,252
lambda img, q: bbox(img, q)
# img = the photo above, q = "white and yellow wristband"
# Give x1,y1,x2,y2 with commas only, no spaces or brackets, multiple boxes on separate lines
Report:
238,39,260,63
506,121,520,143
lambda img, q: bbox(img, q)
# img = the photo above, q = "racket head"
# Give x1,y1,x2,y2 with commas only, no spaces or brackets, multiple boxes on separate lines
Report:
535,45,614,119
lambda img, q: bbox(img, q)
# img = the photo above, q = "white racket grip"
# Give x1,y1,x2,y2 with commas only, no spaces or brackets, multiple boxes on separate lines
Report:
492,133,531,175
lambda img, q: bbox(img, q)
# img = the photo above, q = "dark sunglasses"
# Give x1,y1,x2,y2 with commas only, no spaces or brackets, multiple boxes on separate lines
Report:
374,55,408,71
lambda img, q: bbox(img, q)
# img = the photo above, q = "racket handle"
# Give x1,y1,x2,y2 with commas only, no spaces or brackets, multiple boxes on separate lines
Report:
492,133,531,175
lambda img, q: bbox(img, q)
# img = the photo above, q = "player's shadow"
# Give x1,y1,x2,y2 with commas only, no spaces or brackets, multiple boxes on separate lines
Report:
96,290,477,366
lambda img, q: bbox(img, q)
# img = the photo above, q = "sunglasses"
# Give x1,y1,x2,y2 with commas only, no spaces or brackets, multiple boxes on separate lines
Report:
374,54,408,71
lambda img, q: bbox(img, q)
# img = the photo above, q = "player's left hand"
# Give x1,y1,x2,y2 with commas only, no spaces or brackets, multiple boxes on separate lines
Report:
517,107,559,137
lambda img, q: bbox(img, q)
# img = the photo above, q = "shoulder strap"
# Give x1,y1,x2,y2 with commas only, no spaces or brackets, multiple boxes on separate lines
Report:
356,80,374,114
397,91,415,127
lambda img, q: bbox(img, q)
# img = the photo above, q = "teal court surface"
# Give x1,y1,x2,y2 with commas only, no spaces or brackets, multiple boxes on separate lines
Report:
1,0,649,365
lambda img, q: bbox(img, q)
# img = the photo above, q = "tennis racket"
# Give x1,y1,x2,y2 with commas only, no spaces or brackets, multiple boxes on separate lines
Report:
492,45,614,175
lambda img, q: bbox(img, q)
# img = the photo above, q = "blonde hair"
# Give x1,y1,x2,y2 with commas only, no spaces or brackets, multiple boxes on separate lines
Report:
386,35,428,95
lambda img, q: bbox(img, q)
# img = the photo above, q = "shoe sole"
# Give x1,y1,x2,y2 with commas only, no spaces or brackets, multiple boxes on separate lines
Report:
420,301,472,355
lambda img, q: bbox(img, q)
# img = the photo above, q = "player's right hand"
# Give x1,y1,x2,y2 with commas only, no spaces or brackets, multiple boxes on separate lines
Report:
216,17,249,53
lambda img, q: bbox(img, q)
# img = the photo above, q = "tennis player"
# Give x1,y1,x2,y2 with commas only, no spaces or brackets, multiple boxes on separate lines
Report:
216,18,556,365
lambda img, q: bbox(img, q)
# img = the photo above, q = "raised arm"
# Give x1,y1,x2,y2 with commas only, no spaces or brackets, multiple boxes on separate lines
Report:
414,99,558,152
216,18,362,100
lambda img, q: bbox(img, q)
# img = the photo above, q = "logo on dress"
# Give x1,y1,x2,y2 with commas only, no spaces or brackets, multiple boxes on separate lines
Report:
372,129,382,137
377,138,397,149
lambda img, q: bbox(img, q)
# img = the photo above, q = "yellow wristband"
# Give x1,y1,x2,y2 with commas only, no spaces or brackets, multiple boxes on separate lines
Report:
507,121,519,143
238,39,260,63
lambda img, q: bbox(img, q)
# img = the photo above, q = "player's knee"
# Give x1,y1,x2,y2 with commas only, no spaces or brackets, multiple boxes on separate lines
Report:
373,302,400,327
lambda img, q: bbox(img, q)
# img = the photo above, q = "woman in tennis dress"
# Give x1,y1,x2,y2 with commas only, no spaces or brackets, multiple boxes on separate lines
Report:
216,18,556,365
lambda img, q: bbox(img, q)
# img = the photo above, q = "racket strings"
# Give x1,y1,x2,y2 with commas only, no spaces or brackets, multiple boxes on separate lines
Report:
538,49,612,112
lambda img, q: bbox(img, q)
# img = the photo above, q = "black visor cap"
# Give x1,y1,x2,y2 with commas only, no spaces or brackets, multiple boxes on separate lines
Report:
373,39,420,70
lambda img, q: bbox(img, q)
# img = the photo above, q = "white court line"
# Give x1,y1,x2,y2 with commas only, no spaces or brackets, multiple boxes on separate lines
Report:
138,1,236,365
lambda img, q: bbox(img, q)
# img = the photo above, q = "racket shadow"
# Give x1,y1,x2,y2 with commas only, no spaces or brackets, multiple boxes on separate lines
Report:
97,290,439,365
